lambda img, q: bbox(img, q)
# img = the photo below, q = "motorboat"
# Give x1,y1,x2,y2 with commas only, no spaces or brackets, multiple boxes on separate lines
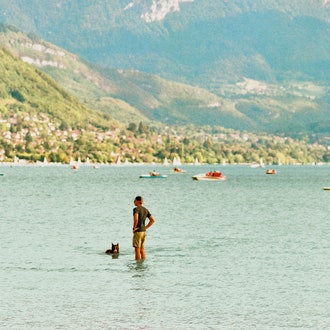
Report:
266,169,276,174
140,171,168,179
172,167,186,173
323,187,330,191
192,171,226,181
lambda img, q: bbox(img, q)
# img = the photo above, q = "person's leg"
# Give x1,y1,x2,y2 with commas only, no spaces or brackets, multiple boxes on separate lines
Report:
133,232,146,260
140,233,146,259
135,247,141,260
140,247,146,260
133,232,141,260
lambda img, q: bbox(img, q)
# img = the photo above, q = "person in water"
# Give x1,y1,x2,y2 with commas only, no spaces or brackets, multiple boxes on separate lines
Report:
132,196,155,260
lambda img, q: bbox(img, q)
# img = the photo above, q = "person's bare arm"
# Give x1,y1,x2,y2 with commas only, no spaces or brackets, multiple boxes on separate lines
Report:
132,213,139,232
144,215,155,230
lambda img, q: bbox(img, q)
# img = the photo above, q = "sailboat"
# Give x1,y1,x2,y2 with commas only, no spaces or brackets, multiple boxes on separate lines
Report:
250,158,265,168
173,156,182,166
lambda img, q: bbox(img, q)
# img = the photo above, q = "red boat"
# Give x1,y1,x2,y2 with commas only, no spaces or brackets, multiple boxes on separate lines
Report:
192,171,226,181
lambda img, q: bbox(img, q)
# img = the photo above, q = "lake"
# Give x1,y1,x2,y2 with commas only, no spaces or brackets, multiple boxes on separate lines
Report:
1,164,329,329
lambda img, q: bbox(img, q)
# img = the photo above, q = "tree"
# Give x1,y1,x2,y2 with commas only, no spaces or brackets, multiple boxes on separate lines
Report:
127,123,137,132
25,131,33,146
138,122,149,134
10,89,25,102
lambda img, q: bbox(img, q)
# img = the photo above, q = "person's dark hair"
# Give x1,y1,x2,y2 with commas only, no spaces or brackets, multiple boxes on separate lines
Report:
135,196,143,203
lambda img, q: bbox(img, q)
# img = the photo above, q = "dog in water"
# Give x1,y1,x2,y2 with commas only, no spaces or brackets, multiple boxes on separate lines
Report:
105,243,119,257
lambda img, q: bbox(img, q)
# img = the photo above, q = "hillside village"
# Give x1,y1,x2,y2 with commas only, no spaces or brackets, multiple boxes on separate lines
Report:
1,108,329,166
0,110,121,163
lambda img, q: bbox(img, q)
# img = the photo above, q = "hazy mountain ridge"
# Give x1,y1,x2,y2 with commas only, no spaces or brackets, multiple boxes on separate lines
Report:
1,23,329,135
0,0,328,85
1,27,330,164
0,1,329,135
0,24,228,126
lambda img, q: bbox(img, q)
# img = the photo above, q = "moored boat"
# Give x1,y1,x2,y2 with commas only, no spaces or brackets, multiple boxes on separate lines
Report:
192,171,226,181
323,187,330,191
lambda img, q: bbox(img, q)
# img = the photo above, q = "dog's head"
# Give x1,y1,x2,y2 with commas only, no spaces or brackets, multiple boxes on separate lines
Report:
105,243,119,255
111,243,119,254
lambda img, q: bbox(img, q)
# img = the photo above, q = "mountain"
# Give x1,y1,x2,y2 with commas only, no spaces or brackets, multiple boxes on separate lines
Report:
0,0,329,87
1,0,330,136
1,34,329,165
0,46,114,130
0,46,125,162
1,23,329,136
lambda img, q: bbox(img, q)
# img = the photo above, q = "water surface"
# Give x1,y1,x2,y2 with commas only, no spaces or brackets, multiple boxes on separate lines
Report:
1,164,329,329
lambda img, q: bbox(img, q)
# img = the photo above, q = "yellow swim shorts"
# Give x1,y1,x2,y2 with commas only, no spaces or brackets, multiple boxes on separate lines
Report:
133,231,146,248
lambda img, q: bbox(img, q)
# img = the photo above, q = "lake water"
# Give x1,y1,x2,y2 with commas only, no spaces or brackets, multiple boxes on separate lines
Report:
1,164,329,329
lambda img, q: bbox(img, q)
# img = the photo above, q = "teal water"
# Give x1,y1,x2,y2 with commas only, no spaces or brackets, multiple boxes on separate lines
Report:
1,164,329,329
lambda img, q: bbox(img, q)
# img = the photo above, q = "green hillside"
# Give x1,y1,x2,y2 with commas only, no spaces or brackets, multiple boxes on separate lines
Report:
1,24,329,136
0,47,115,130
0,47,123,163
0,46,329,165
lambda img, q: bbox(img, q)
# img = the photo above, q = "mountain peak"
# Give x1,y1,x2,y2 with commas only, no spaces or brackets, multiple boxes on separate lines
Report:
125,0,194,23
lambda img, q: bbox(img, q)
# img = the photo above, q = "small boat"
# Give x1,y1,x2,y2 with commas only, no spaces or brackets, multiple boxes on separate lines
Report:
266,169,276,175
192,171,226,181
250,158,265,168
323,187,330,191
140,171,168,179
0,173,4,176
173,167,186,173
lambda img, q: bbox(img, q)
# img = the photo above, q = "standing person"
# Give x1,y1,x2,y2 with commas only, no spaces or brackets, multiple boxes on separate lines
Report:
132,196,155,260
